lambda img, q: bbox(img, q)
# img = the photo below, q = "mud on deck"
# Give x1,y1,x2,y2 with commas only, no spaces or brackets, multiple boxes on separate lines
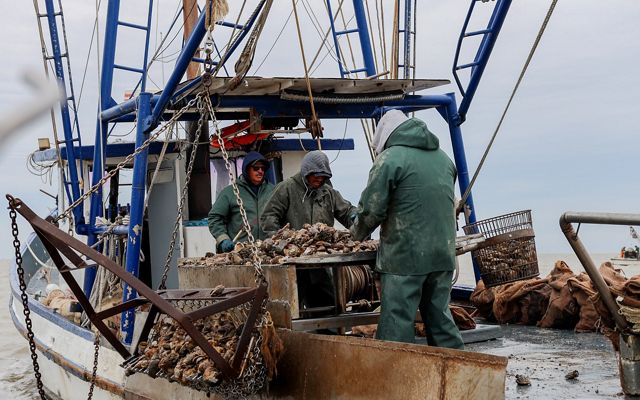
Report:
467,324,631,399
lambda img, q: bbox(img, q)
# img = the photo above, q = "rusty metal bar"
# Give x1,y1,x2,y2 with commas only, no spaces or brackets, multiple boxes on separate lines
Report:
232,283,267,371
94,298,149,321
559,211,636,332
186,288,257,321
11,197,269,380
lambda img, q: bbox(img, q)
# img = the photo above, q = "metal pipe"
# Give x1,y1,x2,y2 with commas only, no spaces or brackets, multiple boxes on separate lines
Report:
402,0,413,79
559,211,634,332
121,92,152,345
457,0,513,122
150,10,207,125
352,0,377,77
441,93,480,282
85,0,122,297
44,0,82,224
326,0,346,77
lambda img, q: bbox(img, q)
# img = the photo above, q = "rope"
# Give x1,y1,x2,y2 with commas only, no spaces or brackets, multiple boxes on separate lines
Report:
391,0,399,79
252,8,294,74
291,0,322,149
375,0,388,74
458,0,559,211
228,0,273,90
618,299,640,334
364,0,380,74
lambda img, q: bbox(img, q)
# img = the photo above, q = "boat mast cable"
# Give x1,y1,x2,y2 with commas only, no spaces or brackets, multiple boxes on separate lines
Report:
459,0,559,211
375,0,387,73
291,0,322,149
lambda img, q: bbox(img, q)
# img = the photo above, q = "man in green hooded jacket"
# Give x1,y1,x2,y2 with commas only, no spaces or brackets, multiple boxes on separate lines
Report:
350,110,464,349
208,151,274,253
261,150,356,311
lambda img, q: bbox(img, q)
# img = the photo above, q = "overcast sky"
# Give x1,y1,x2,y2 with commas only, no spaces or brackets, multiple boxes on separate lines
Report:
1,0,639,262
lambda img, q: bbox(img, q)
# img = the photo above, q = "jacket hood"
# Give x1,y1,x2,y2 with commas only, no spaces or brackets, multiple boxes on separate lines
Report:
300,151,332,178
384,118,440,151
372,109,409,155
242,151,269,180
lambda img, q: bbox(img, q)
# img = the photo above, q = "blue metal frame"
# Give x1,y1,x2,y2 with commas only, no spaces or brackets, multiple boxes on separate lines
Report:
452,0,512,124
326,0,376,77
121,92,152,344
400,0,414,79
43,0,83,224
85,0,122,296
438,94,481,282
85,0,154,298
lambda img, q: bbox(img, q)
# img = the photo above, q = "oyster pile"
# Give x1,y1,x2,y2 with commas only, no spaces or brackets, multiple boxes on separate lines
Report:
475,237,538,286
124,308,271,394
180,223,379,267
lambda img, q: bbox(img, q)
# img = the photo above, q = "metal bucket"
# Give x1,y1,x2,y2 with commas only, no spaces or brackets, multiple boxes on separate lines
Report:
463,210,539,287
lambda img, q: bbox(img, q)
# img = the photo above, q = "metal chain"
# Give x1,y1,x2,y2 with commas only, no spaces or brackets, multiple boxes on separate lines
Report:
54,96,199,223
202,94,266,287
158,92,207,290
86,333,100,400
7,197,47,400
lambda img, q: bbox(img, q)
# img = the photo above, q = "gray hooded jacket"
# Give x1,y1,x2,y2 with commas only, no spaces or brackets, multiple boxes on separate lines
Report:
260,151,356,233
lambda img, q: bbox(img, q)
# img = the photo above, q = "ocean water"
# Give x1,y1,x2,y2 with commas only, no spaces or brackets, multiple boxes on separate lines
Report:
0,253,622,398
0,260,37,400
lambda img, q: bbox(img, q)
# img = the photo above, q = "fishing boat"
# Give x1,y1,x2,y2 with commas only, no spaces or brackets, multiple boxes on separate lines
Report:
6,1,640,399
611,227,640,268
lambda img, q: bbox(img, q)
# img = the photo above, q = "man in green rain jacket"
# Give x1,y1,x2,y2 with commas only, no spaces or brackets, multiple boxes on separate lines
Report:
261,150,356,310
350,110,464,349
208,151,274,253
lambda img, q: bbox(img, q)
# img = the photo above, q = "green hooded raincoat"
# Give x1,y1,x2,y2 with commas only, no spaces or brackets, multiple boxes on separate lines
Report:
207,176,274,244
350,118,457,275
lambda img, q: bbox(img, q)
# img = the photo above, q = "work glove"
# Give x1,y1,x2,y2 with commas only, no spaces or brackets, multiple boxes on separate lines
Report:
219,239,235,253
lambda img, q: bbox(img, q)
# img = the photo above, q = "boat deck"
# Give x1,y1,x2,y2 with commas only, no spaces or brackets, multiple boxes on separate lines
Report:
467,324,625,399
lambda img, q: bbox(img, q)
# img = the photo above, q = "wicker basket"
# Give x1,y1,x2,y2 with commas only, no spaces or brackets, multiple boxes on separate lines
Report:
462,210,539,287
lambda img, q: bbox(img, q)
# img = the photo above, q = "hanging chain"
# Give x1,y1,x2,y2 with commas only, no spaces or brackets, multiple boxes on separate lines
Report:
203,94,266,287
86,333,100,400
158,93,207,290
7,196,46,400
54,96,199,224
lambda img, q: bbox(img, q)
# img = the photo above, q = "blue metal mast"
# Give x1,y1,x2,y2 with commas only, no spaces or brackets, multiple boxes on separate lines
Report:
452,0,513,124
326,0,376,77
42,0,83,224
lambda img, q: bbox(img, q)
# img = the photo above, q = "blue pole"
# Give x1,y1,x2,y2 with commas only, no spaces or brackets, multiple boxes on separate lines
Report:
402,0,413,79
84,0,121,297
325,0,346,77
121,92,152,345
457,0,512,121
149,10,207,125
352,0,376,77
43,0,83,224
441,93,481,282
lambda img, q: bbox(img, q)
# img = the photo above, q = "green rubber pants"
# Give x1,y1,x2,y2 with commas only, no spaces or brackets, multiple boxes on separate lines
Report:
376,271,464,350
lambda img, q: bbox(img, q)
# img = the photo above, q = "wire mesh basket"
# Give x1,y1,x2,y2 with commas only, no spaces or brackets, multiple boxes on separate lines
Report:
463,210,539,287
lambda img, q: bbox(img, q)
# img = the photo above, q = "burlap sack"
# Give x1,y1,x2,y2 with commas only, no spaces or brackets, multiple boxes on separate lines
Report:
538,261,579,329
600,261,627,295
450,305,476,331
470,280,496,321
492,280,529,324
567,273,600,332
518,279,552,325
623,275,640,299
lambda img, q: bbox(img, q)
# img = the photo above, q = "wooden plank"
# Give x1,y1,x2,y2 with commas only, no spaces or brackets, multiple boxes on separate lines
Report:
173,76,450,99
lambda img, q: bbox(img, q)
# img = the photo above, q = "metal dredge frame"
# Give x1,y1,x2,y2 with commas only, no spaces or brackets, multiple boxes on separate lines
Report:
8,195,268,379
